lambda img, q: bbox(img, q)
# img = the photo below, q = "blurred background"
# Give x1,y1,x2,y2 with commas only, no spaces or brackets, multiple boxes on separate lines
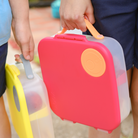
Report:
29,0,55,7
4,1,133,138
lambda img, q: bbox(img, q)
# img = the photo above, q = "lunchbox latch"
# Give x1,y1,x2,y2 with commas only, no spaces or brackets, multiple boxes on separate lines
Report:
20,54,34,79
6,64,20,79
54,34,88,42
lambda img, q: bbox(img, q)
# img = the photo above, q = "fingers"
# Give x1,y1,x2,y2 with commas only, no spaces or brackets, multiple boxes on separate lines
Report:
29,37,35,61
20,37,35,61
60,10,87,32
60,0,86,32
15,39,35,62
73,15,87,32
14,37,34,63
12,19,35,62
14,38,34,63
85,2,95,24
60,0,95,32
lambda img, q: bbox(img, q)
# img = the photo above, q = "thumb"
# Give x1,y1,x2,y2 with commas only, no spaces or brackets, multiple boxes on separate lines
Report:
85,3,95,24
21,44,31,61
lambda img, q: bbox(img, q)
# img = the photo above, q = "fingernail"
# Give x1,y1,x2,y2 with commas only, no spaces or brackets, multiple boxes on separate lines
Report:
26,55,30,60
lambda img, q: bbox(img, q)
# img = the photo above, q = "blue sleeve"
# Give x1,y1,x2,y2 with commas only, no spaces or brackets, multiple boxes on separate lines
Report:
0,0,12,46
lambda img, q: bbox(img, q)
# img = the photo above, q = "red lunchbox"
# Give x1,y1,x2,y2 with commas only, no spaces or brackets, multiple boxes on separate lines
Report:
38,19,131,133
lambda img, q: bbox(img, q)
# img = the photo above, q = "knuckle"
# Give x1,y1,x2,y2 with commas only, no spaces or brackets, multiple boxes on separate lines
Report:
71,27,75,30
91,19,95,24
72,14,81,22
79,25,87,32
64,14,71,21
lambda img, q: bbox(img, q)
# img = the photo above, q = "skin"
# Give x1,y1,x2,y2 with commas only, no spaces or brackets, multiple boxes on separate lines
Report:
0,96,11,138
130,67,138,138
60,0,95,32
9,0,35,62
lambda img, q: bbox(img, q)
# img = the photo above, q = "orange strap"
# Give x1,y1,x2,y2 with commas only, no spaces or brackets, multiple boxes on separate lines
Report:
58,19,104,40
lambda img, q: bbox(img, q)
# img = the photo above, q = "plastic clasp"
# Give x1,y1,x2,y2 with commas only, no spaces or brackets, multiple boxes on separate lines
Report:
6,64,20,79
20,54,34,79
54,34,88,42
57,19,104,40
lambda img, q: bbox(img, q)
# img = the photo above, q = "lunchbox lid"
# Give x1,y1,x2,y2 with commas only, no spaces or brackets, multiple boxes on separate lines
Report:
5,55,47,138
38,20,122,133
6,63,34,138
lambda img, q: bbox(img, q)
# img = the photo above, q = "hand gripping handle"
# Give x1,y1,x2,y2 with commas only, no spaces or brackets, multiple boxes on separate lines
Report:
20,54,34,79
58,19,104,40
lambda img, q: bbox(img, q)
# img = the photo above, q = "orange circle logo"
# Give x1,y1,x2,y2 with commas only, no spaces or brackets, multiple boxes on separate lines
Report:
81,48,106,77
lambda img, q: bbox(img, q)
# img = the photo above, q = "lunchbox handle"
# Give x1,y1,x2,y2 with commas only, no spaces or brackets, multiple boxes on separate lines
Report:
58,19,104,40
20,54,34,79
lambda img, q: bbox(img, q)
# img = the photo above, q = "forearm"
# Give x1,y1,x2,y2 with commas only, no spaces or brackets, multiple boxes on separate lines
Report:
8,0,35,61
9,0,29,22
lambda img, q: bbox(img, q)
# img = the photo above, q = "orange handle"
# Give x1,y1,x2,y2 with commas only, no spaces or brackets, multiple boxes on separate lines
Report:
58,19,104,40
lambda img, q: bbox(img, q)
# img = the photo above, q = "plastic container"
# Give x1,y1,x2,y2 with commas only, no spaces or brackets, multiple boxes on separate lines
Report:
5,55,55,138
86,35,130,121
51,0,60,18
38,19,131,133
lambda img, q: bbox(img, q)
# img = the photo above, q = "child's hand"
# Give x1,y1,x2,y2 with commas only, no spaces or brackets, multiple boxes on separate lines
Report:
60,0,95,32
12,19,35,61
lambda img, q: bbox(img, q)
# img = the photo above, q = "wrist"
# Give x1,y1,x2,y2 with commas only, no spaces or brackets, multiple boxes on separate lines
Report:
12,17,30,27
12,16,29,22
12,18,31,33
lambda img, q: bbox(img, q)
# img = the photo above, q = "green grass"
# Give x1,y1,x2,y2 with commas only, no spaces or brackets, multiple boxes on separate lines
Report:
33,55,40,64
